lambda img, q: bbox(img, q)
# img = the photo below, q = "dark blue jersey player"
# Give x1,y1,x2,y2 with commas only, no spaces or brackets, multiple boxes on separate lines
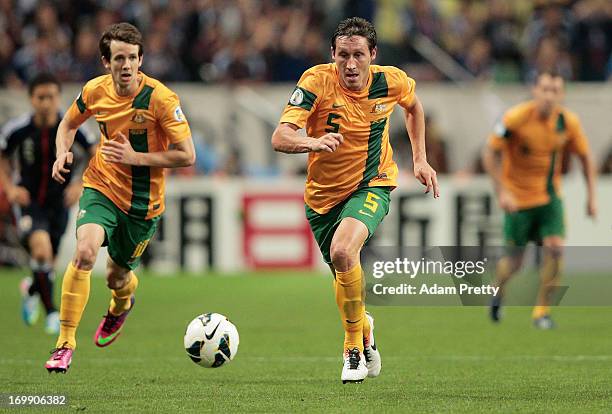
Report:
0,73,95,334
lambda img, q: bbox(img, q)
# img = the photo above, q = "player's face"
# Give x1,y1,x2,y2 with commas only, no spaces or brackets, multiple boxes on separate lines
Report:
533,74,564,116
332,36,376,91
103,40,142,93
30,83,60,120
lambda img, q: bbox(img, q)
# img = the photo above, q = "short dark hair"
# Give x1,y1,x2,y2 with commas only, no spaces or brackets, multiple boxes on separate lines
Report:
28,72,61,96
331,17,377,52
99,22,143,61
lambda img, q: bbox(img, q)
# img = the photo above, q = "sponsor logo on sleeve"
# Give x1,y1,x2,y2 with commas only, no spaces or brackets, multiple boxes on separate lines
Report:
174,106,185,122
494,122,507,137
289,88,304,105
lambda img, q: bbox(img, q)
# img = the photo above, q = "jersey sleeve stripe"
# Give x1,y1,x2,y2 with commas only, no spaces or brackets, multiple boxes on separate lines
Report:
288,86,317,111
76,92,87,113
368,72,388,99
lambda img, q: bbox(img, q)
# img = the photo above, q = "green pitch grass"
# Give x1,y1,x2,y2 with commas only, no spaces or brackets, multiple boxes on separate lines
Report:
1,269,611,413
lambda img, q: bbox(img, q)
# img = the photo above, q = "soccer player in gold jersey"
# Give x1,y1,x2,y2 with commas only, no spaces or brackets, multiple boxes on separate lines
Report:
45,23,195,373
272,17,439,383
484,71,597,329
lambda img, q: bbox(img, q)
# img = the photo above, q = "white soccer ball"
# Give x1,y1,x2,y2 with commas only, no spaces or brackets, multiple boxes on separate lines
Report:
184,313,239,368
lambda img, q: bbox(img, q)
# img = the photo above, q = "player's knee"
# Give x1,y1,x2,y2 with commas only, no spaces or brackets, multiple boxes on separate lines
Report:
509,256,523,273
498,256,522,277
29,232,53,261
74,243,98,270
330,243,357,273
330,244,348,267
543,243,563,259
30,244,53,262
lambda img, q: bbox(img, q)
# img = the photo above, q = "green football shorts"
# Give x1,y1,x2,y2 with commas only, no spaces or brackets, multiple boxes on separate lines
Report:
504,196,565,247
76,188,160,270
305,186,391,265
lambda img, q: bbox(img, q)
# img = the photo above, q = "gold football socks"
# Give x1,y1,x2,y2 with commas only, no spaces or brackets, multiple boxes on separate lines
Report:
335,264,366,351
56,262,91,349
109,272,138,316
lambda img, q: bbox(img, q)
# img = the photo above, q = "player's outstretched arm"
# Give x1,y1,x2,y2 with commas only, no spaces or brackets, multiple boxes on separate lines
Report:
403,95,439,198
53,113,84,184
101,132,195,168
0,156,30,205
63,146,97,207
272,123,343,154
482,145,517,213
576,152,597,218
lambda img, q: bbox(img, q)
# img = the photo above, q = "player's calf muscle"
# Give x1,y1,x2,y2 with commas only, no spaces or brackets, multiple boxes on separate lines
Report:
105,267,131,289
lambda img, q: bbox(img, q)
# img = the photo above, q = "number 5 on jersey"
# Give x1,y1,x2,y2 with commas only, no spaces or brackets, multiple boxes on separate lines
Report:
325,113,342,133
363,192,381,213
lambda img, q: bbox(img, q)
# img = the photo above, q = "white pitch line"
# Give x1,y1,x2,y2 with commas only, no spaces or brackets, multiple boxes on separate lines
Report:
2,355,612,365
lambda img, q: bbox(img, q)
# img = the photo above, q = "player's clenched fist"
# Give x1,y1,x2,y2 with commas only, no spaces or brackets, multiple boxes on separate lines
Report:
309,133,344,153
52,152,73,184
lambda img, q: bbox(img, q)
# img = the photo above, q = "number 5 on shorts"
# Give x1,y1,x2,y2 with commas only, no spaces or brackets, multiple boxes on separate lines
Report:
363,192,381,213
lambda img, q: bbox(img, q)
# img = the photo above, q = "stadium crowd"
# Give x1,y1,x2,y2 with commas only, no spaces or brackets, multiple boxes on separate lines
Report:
0,0,611,87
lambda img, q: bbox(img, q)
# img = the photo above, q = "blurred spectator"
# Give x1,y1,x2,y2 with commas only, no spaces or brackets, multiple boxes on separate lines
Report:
525,35,573,82
523,2,573,57
404,0,443,45
68,28,104,82
0,0,609,85
213,37,266,83
12,33,71,82
571,0,612,81
482,0,523,82
401,0,444,68
461,36,493,80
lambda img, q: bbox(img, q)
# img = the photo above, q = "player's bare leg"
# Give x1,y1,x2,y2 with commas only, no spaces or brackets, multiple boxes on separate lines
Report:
490,253,524,322
330,218,369,383
533,237,563,329
46,224,103,373
94,258,137,347
27,230,59,334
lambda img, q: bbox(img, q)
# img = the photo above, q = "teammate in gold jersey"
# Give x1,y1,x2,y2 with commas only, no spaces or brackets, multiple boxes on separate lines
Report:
484,71,597,329
272,17,439,383
45,23,195,373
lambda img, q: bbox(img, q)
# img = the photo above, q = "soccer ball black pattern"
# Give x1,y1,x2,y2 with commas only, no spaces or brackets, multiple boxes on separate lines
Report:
184,313,239,368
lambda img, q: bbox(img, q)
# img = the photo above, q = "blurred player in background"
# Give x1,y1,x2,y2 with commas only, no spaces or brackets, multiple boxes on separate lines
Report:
272,17,439,383
45,22,195,373
484,70,597,329
0,73,95,335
